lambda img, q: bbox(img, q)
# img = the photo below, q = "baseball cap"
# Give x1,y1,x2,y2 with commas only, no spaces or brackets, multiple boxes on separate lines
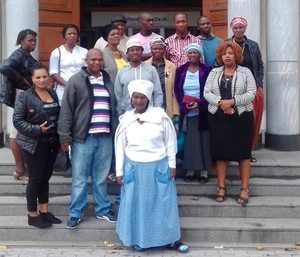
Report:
111,15,127,24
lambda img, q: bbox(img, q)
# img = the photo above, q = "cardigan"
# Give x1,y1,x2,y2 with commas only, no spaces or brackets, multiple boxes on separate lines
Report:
204,65,256,115
145,57,179,118
174,62,212,130
102,47,128,86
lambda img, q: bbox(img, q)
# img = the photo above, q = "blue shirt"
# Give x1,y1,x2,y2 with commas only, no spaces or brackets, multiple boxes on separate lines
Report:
198,34,223,67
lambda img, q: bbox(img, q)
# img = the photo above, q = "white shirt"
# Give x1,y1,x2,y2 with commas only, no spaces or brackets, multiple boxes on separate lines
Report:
130,32,161,54
114,107,177,176
49,45,88,101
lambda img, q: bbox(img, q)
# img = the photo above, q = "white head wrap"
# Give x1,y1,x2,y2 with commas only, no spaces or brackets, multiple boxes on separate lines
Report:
128,80,154,101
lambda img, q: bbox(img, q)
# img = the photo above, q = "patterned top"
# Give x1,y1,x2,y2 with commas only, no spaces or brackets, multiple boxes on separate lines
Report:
88,75,110,133
165,32,203,67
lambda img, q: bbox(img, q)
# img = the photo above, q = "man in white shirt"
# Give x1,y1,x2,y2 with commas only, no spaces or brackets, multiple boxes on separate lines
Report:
94,15,129,53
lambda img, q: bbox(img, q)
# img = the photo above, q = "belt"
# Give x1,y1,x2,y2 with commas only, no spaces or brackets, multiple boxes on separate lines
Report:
88,132,109,138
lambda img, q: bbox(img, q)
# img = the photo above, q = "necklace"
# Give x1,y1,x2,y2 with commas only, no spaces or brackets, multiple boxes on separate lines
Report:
222,75,233,89
111,50,121,58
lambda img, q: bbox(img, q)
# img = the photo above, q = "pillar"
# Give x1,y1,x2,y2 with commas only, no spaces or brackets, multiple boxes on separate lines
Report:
3,0,39,140
265,0,300,150
228,0,261,43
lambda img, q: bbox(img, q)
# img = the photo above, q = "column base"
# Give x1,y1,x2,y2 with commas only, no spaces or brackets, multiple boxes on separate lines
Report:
265,133,300,151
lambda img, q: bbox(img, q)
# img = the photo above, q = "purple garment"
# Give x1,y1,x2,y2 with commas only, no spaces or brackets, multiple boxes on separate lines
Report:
174,62,211,130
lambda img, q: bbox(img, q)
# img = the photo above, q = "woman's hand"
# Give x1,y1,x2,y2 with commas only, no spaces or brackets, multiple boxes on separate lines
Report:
218,99,234,110
224,107,236,115
170,168,176,179
186,101,198,110
39,121,53,133
116,176,123,185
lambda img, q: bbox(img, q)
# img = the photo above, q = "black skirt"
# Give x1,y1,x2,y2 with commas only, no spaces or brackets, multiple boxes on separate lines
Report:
208,109,254,161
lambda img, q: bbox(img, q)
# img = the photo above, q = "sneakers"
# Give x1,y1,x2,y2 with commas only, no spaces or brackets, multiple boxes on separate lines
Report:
28,215,52,228
39,211,62,224
66,217,82,229
96,210,117,223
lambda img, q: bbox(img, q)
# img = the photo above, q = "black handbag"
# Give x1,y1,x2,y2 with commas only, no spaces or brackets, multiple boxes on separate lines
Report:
53,149,71,173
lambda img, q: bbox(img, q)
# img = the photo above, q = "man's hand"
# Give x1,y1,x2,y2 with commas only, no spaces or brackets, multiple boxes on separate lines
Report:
61,143,70,152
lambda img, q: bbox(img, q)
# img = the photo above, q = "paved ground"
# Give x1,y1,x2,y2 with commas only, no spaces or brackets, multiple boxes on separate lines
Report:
1,245,300,257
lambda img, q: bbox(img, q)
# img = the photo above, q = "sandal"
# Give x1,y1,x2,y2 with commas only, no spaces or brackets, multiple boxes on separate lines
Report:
133,245,146,252
215,186,226,203
168,240,189,253
12,170,29,181
237,188,250,207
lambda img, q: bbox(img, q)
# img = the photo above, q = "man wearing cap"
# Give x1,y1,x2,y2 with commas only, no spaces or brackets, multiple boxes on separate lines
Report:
94,14,129,53
130,12,161,60
114,37,163,115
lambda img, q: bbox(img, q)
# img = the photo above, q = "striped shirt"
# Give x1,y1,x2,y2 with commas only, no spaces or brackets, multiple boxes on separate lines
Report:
204,66,256,115
88,75,110,134
165,33,203,67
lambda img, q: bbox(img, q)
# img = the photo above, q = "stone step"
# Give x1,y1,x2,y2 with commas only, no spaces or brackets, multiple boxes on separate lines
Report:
1,216,300,244
1,164,300,178
1,195,300,219
1,175,300,196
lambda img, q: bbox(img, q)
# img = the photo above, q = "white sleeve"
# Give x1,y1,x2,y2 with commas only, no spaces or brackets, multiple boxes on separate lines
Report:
49,48,60,76
162,116,177,168
114,123,127,177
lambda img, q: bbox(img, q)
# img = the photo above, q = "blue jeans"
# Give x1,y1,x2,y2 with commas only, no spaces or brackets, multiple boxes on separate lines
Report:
69,135,112,218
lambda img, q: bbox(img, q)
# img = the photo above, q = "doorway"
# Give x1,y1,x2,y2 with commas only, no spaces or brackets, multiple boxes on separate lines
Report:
79,0,202,49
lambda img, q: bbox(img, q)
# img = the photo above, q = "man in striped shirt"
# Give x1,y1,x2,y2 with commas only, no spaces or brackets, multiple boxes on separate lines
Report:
58,48,118,229
165,13,203,67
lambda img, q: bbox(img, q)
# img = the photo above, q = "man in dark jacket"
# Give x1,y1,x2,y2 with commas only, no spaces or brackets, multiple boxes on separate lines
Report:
58,48,118,229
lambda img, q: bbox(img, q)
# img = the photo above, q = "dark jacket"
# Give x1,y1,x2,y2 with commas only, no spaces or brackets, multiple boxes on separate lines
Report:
0,47,39,107
58,67,118,144
227,36,264,87
174,62,212,130
13,87,59,154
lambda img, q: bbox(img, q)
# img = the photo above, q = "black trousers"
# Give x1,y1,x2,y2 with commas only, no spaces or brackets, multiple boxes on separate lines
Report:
22,139,59,212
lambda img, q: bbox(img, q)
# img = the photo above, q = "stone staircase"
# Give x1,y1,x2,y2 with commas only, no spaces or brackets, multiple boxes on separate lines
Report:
0,147,300,246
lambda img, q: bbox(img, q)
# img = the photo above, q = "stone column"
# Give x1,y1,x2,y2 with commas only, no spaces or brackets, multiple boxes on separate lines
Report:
228,0,261,43
3,0,39,138
265,0,300,150
227,0,267,147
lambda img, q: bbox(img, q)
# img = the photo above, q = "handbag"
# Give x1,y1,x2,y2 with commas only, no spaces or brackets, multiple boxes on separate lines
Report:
53,148,71,173
177,130,186,153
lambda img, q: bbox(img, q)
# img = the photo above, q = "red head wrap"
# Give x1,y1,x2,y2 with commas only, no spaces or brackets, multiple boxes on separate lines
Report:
230,16,248,29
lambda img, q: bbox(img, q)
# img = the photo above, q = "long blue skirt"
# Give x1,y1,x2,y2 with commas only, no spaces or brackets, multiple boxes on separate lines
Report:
116,156,181,248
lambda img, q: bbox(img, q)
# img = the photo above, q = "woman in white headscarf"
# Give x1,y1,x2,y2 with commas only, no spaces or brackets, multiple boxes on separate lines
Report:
115,80,188,253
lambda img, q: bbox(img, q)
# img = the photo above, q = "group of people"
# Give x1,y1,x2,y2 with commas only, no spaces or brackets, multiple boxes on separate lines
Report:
0,11,264,253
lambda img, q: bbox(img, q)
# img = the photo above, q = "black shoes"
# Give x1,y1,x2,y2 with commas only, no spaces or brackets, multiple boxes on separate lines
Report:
28,215,52,228
39,211,62,224
28,212,61,228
